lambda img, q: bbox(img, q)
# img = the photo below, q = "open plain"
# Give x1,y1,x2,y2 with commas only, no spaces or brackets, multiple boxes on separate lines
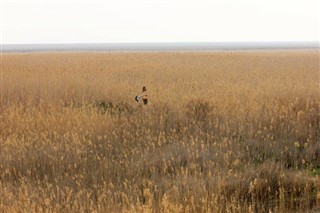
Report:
0,50,319,212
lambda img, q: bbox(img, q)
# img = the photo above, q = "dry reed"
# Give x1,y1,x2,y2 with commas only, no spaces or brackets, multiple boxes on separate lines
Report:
0,50,319,212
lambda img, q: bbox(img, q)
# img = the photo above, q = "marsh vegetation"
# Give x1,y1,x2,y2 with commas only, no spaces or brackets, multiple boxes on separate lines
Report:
1,50,319,212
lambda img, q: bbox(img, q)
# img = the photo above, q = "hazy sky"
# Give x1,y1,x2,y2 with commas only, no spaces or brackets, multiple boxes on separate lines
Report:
1,0,319,44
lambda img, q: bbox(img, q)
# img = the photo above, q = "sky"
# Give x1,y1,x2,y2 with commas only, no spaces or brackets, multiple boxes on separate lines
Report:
1,0,319,44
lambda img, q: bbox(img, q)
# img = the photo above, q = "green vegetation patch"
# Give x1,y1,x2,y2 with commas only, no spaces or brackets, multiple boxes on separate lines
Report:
310,167,320,177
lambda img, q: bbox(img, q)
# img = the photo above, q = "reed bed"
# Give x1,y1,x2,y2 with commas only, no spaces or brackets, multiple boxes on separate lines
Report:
0,50,319,212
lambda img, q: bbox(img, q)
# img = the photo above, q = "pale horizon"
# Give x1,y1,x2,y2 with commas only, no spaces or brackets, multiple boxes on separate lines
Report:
2,41,319,52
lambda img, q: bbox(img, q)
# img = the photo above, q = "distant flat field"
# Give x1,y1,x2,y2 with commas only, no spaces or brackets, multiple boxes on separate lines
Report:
1,50,319,212
2,49,319,106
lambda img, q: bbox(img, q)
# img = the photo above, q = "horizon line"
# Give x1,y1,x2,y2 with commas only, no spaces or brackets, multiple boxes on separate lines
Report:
1,41,319,53
2,41,319,45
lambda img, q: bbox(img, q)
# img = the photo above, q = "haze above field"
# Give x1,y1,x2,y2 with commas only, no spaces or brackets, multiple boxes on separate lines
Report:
1,0,319,44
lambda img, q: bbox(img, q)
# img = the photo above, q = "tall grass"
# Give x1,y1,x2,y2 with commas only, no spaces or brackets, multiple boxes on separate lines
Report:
1,50,319,212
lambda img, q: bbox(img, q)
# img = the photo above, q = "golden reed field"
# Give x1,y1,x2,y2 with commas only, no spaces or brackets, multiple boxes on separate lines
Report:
0,50,319,212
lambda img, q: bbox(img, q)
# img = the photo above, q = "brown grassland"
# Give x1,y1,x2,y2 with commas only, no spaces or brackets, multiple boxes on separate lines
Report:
0,50,319,212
